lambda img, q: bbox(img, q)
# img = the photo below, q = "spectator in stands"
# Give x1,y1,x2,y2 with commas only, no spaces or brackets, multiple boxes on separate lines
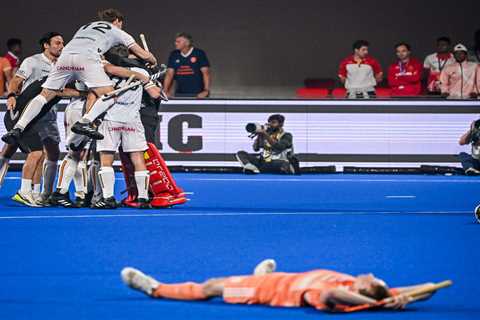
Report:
387,43,423,96
440,44,479,99
458,120,480,176
3,38,22,71
338,40,383,99
424,37,455,94
163,33,211,98
0,56,12,96
468,29,480,64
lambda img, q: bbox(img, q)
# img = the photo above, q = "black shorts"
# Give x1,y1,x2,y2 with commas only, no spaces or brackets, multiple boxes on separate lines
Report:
4,77,61,153
18,131,44,153
4,111,43,153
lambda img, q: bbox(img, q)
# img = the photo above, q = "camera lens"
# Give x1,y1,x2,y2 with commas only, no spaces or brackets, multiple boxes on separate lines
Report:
246,123,257,133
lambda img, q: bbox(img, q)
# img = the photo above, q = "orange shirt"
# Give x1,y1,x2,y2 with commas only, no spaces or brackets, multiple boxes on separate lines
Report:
223,269,356,311
0,57,12,96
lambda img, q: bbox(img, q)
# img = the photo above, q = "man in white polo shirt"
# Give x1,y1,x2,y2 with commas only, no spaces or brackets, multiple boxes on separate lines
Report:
338,40,383,99
424,37,455,94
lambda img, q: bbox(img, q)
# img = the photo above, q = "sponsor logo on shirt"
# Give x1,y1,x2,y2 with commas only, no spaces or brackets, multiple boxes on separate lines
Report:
116,101,135,106
57,66,85,71
176,65,195,76
109,126,136,132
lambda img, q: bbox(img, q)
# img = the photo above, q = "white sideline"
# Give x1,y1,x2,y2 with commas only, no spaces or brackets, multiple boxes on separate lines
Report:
0,210,471,221
385,196,417,199
5,176,480,183
179,177,480,183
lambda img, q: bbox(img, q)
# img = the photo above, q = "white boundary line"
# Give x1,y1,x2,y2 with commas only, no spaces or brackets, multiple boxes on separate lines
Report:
385,196,417,199
5,177,480,184
0,211,472,221
5,177,480,183
178,178,480,183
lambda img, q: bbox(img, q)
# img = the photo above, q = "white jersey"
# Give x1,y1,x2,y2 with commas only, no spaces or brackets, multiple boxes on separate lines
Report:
16,53,54,92
105,67,148,123
63,21,135,57
16,53,57,122
423,53,456,73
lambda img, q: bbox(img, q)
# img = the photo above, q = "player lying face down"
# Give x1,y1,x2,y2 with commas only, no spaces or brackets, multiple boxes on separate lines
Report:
121,259,445,313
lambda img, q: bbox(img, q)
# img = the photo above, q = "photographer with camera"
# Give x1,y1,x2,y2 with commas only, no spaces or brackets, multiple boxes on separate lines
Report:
236,114,298,174
458,120,480,175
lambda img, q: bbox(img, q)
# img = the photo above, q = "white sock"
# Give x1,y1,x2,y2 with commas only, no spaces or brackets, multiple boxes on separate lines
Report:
14,95,48,130
56,155,79,194
81,98,115,123
20,178,33,193
33,184,41,194
74,161,87,198
42,159,57,195
134,170,150,200
99,167,115,199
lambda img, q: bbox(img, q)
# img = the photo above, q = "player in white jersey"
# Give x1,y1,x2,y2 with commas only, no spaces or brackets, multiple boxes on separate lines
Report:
2,8,157,145
1,32,65,206
93,47,162,209
49,82,89,207
49,48,153,208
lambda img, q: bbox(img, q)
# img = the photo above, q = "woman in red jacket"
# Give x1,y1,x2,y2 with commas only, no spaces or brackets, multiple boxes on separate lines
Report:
388,43,423,96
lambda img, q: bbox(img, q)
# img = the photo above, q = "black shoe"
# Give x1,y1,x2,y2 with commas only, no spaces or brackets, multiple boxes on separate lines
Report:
36,193,53,207
74,196,86,208
1,128,22,145
49,191,76,208
91,197,117,209
137,198,152,209
71,122,104,140
83,192,93,207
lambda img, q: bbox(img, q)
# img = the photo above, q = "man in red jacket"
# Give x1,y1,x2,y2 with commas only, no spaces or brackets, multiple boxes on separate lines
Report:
388,43,423,96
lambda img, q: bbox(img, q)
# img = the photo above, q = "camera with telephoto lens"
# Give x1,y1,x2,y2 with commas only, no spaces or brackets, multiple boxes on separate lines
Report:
471,120,480,144
245,123,275,138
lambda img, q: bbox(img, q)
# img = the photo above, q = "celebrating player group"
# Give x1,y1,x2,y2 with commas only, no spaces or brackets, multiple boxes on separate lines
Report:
0,8,187,209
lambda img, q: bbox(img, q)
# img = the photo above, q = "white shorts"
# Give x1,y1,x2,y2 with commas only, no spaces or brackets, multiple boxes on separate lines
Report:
43,53,113,90
96,119,148,153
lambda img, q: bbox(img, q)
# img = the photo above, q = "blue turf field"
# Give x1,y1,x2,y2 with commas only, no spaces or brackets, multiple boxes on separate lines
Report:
0,172,479,320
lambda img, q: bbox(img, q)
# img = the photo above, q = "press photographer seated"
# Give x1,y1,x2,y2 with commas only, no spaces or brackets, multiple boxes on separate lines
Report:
236,114,298,174
458,120,480,176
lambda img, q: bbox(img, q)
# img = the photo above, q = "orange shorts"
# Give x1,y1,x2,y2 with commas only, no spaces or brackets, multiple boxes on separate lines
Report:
223,275,264,304
222,273,302,306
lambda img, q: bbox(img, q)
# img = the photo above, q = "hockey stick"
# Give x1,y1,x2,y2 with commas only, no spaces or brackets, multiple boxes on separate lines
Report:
139,33,169,101
343,280,453,313
102,69,168,100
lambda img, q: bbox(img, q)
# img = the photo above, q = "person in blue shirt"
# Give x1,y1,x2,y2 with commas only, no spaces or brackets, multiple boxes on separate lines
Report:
164,33,211,98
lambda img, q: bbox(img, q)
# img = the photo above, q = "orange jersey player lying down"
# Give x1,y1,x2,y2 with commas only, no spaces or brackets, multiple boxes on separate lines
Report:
121,259,444,313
